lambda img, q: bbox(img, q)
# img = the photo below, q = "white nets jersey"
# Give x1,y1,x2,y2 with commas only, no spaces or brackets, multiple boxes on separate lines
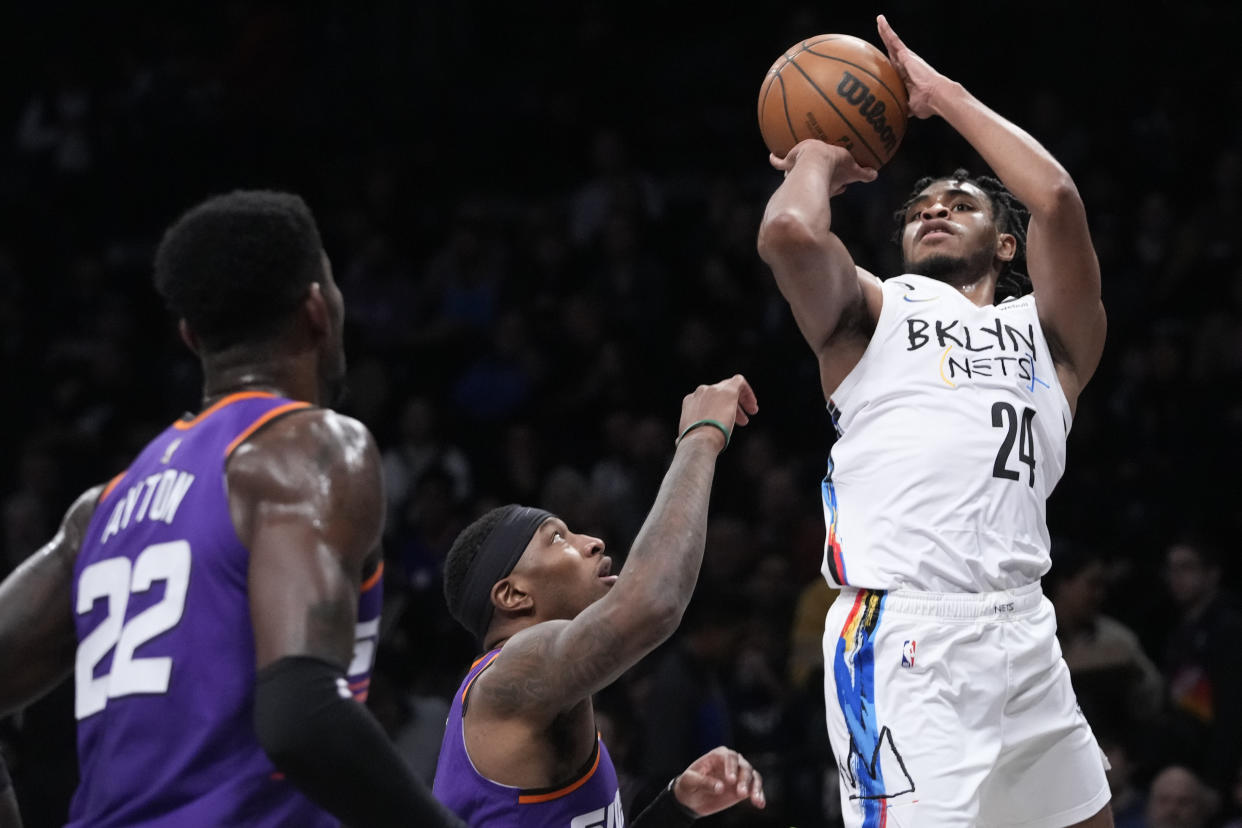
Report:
822,273,1072,593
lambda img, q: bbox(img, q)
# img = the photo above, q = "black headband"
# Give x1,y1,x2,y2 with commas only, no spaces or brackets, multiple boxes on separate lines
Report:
459,505,555,645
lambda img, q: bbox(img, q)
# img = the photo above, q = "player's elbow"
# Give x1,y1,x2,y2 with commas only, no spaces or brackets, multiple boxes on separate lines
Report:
1033,175,1083,218
757,211,823,263
618,594,685,652
647,599,686,640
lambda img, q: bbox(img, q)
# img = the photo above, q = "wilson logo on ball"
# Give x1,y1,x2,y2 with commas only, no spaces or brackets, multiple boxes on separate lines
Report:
836,71,899,154
757,33,909,167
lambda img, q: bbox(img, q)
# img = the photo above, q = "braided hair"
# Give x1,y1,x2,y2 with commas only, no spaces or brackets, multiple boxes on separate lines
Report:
894,169,1032,301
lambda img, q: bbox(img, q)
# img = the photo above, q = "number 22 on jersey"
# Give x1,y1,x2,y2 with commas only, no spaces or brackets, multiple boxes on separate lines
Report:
75,540,191,719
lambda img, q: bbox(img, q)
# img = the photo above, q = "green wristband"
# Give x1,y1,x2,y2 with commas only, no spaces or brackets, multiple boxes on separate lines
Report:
676,418,731,450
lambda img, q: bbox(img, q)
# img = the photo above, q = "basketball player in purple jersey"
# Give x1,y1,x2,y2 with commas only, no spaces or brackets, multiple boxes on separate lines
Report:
0,191,464,827
434,375,767,826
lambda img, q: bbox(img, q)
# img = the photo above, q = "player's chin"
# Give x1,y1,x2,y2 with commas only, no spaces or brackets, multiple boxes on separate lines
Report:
905,252,968,279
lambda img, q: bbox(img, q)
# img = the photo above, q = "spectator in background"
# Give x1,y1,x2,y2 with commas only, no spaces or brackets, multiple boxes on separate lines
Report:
634,594,744,811
568,127,664,249
480,422,545,506
1220,763,1242,828
381,395,473,521
1161,534,1242,794
366,666,449,789
14,56,95,179
451,309,544,425
339,233,422,352
1046,538,1164,732
1098,732,1147,828
419,205,507,351
587,410,649,556
786,576,837,692
388,466,467,595
1146,765,1217,828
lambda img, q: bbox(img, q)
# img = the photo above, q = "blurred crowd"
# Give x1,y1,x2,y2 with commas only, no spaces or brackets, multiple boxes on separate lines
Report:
0,2,1239,826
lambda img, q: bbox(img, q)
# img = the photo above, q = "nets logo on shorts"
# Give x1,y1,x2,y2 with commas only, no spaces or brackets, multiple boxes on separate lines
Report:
901,640,916,668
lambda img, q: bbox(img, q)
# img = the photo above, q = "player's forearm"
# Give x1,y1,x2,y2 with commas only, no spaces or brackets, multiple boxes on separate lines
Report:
930,80,1080,217
612,436,720,638
758,146,837,251
0,552,77,716
758,147,859,351
0,487,97,715
255,656,465,827
630,778,698,827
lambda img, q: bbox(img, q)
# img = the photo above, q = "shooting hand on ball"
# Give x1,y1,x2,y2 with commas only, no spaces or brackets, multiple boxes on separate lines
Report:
877,14,949,119
769,139,877,197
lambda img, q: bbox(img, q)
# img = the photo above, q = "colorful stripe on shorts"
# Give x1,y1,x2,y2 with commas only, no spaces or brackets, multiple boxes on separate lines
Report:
834,589,888,827
821,457,848,585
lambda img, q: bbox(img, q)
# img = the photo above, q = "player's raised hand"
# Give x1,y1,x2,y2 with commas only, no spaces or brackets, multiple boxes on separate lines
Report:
673,746,766,817
676,375,759,453
877,14,949,119
770,139,877,196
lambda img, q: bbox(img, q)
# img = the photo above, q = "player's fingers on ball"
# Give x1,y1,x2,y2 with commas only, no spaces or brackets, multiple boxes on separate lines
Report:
736,757,753,794
751,769,766,806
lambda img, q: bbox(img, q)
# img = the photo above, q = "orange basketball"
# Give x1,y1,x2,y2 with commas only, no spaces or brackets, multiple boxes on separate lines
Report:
758,34,909,168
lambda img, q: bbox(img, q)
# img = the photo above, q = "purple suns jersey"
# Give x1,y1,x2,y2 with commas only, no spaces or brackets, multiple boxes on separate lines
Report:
68,392,384,828
433,649,624,827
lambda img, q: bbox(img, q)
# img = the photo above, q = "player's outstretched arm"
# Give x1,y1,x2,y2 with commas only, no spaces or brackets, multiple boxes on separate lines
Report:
757,141,882,398
877,14,1105,403
231,409,465,828
0,485,101,716
475,376,759,725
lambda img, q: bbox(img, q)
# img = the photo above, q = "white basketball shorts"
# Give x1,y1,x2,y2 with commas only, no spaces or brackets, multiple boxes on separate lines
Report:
823,582,1111,827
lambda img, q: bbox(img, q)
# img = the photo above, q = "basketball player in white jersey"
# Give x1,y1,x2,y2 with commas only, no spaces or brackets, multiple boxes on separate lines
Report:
757,16,1111,828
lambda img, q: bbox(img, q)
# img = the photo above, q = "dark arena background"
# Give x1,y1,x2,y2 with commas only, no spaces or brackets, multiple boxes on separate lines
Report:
0,2,1239,826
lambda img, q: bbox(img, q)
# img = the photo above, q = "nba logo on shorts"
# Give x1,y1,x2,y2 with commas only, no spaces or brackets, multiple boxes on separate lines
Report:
901,640,916,668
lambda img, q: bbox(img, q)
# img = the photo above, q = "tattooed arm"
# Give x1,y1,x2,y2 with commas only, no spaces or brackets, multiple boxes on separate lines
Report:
470,377,758,746
231,409,464,828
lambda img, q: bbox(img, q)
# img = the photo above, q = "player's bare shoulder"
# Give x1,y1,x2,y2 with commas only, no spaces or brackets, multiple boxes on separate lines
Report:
471,619,583,717
66,484,108,542
34,483,107,574
857,267,883,318
226,408,384,543
229,408,380,482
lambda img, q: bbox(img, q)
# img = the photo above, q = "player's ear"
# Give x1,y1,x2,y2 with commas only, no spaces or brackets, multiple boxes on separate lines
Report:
178,319,200,355
492,578,533,614
995,232,1017,263
303,283,331,340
